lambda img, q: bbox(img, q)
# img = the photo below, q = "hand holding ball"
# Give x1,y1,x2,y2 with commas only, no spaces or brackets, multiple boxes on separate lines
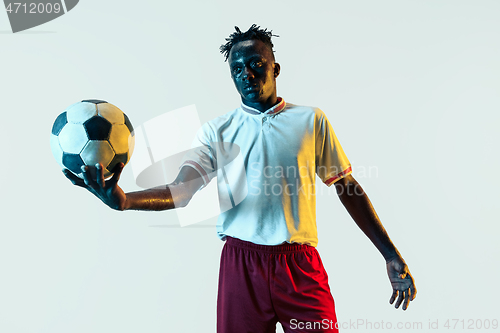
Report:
50,100,135,179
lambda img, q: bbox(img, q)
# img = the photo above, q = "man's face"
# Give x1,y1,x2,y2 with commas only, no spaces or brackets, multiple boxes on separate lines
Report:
228,39,280,108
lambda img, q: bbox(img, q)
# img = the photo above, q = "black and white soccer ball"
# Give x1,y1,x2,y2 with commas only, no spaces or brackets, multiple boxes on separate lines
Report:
50,99,135,179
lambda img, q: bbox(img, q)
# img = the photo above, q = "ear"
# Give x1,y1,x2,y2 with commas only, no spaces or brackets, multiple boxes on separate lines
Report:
273,63,281,78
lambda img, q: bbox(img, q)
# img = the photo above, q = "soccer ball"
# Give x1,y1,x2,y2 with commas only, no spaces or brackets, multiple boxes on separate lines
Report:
50,99,135,179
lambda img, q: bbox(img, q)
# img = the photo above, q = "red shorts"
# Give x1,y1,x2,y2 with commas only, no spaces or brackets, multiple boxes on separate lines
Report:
217,236,339,333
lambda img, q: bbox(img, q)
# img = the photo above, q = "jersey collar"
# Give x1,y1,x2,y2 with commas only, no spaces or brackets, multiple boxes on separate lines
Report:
240,97,286,116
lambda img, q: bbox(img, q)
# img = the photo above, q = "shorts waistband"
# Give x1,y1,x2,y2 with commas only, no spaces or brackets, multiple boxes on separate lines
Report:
225,236,314,254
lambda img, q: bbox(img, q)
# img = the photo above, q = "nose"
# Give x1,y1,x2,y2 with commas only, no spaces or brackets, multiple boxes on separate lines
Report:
242,65,255,80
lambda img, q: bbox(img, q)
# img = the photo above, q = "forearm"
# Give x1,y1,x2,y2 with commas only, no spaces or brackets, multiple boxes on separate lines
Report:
122,166,203,211
124,186,176,211
335,178,400,262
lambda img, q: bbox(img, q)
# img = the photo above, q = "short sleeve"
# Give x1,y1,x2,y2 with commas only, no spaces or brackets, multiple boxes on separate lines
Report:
179,122,217,188
315,109,352,186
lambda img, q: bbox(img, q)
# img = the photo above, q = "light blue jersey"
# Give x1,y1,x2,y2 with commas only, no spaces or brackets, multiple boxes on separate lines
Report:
180,98,351,247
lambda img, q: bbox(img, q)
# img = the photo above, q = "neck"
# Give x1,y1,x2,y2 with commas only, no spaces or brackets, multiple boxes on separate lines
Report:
242,94,278,113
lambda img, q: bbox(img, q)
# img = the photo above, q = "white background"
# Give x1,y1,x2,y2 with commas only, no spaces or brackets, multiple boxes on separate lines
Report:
1,0,499,332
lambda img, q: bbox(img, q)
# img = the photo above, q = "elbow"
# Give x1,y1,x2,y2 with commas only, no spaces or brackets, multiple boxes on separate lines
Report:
174,194,193,208
334,175,364,198
167,182,196,208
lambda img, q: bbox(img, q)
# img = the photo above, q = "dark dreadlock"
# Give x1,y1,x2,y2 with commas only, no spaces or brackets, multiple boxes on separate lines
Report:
220,24,278,62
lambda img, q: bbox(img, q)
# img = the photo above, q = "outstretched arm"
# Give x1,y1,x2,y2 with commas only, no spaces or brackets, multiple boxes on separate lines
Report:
334,174,417,310
64,163,204,211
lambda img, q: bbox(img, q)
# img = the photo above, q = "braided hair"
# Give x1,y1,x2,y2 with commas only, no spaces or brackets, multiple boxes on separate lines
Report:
220,24,278,62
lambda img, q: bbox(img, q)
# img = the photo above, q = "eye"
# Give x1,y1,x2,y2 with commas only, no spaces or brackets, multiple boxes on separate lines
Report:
252,61,263,68
232,66,242,75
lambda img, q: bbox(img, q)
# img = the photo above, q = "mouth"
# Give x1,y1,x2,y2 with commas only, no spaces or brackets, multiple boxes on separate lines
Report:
244,84,259,91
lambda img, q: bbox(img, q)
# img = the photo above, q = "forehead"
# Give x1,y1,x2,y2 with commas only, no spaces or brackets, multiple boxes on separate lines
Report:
228,39,273,64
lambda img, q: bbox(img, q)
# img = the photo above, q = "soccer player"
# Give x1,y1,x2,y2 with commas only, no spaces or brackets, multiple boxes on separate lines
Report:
64,25,416,333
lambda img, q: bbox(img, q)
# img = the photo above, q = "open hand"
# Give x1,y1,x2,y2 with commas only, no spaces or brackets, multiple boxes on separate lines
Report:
63,163,127,211
386,257,416,310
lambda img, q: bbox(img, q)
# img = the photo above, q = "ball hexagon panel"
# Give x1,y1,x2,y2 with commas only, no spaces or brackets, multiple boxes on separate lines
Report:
66,102,98,124
109,153,129,173
80,140,115,177
50,134,63,166
63,101,81,111
109,124,132,154
62,153,85,176
51,112,67,135
58,123,88,154
97,103,125,125
84,116,112,141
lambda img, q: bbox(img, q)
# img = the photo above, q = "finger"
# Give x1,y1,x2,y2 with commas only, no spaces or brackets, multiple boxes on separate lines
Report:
95,163,105,187
407,273,417,300
63,169,86,188
410,283,417,300
109,162,124,185
402,289,410,310
395,290,405,309
81,165,96,187
389,290,398,304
